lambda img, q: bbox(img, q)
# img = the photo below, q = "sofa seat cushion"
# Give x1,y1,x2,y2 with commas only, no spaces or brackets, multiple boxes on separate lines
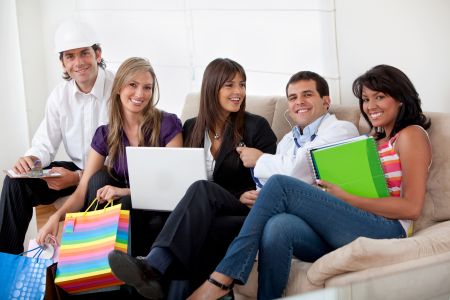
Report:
325,250,450,292
306,220,450,287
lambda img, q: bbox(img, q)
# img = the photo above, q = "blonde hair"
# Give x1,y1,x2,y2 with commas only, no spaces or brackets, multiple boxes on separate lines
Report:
107,57,162,176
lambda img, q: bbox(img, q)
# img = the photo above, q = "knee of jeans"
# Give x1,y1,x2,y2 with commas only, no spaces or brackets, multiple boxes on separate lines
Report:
261,214,293,248
265,174,285,187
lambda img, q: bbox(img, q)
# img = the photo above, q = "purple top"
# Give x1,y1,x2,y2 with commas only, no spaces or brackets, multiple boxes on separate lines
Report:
91,111,182,182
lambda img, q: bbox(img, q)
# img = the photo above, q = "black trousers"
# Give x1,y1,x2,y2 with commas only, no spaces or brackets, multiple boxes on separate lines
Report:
82,168,131,211
0,161,79,254
153,180,250,280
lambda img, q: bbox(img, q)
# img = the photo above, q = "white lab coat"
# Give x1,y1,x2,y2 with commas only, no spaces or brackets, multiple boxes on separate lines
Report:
254,114,359,185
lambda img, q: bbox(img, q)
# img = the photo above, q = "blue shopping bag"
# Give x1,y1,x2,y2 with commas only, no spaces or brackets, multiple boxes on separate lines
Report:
0,247,53,300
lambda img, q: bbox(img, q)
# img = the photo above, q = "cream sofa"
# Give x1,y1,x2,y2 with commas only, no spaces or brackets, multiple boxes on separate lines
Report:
180,93,450,299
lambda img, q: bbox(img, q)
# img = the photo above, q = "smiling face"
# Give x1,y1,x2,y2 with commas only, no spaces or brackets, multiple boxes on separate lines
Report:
287,80,330,130
119,70,154,116
218,72,246,118
362,86,401,136
61,47,101,93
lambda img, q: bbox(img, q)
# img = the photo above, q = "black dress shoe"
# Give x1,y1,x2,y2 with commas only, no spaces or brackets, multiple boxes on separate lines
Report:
108,250,164,299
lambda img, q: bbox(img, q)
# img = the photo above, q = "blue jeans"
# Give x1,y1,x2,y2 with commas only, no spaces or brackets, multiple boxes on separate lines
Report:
216,175,406,300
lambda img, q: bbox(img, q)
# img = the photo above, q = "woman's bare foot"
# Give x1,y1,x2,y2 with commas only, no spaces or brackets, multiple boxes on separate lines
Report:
188,272,233,300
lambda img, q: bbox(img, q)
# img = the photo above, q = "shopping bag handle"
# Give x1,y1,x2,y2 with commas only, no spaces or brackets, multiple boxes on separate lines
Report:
84,197,100,213
19,245,45,258
83,197,115,215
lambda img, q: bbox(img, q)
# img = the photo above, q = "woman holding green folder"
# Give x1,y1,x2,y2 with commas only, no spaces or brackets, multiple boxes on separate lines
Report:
189,65,432,300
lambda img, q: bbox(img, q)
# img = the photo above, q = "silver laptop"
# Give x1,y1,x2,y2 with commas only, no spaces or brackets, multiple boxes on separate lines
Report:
126,147,207,211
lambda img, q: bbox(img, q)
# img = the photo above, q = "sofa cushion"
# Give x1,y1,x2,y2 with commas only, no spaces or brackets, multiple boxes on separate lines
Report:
305,220,450,287
414,112,450,231
326,248,450,292
270,97,293,142
245,95,278,126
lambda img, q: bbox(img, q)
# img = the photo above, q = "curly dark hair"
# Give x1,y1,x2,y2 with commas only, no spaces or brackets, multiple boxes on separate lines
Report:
352,64,430,139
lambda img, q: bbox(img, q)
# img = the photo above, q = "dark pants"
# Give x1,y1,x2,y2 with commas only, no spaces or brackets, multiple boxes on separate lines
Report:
165,215,246,299
82,168,131,211
0,161,79,254
152,180,250,280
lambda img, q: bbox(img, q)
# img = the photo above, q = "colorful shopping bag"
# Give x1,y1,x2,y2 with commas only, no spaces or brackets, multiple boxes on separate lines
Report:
0,248,53,299
55,200,130,294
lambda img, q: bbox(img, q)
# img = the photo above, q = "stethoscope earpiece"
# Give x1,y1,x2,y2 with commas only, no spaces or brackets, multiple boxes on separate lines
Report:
283,109,294,129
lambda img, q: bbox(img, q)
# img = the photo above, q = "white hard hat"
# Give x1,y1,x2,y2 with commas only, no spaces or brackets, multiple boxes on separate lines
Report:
54,20,99,53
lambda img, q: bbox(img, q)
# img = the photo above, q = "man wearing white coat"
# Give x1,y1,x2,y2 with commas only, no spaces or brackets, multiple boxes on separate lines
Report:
0,20,114,254
236,71,359,208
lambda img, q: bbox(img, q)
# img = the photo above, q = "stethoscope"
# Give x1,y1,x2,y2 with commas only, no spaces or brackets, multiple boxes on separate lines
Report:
283,109,327,153
292,127,317,149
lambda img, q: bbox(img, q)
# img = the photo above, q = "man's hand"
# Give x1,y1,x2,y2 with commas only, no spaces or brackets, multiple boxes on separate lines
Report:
42,167,79,190
236,147,263,168
239,190,259,208
12,155,39,174
96,185,130,203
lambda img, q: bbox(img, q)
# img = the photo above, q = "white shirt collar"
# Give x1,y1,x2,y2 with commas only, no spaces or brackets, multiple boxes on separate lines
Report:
71,68,106,100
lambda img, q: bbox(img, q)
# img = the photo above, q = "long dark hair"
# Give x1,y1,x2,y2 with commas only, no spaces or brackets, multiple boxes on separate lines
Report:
352,64,430,139
186,58,246,147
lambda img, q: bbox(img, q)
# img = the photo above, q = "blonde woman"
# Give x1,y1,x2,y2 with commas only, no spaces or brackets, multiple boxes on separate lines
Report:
37,57,182,244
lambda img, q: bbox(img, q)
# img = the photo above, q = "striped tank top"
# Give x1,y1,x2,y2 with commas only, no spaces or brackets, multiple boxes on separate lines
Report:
378,134,413,236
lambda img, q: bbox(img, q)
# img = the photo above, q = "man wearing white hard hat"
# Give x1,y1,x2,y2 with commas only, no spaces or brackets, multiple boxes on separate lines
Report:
0,19,114,254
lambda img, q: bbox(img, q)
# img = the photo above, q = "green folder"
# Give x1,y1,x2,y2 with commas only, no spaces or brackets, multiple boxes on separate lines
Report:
309,136,389,198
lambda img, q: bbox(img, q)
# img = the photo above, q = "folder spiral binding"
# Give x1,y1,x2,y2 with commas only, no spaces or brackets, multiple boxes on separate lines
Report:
308,135,389,198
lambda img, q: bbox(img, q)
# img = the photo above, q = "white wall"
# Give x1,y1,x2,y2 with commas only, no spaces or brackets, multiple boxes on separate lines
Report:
0,0,30,188
335,0,450,112
32,0,339,123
